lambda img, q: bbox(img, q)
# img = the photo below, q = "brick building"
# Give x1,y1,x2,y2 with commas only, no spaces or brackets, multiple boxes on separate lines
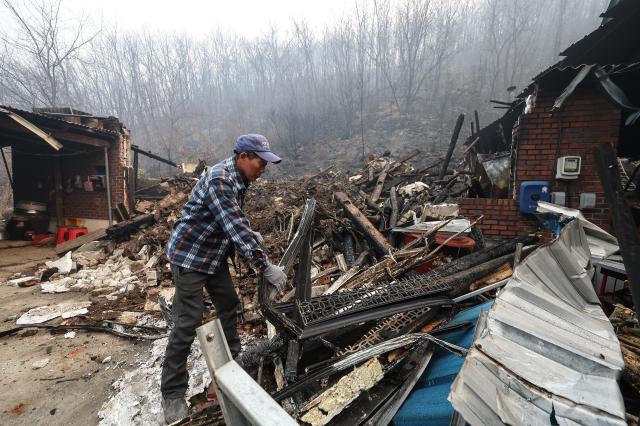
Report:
459,0,640,237
0,107,132,233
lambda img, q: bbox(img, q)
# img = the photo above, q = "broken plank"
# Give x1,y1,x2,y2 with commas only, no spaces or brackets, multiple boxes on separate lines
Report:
468,263,513,291
388,186,398,234
323,268,360,295
112,207,125,223
105,213,155,240
335,192,392,256
55,228,107,255
117,202,130,220
369,163,391,203
439,114,465,180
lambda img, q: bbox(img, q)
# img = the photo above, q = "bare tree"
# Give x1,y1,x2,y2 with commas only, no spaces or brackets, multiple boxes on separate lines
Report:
0,0,98,106
0,0,610,175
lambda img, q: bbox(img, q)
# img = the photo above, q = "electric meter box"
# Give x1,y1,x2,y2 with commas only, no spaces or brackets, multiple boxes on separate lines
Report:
556,156,581,179
519,181,550,214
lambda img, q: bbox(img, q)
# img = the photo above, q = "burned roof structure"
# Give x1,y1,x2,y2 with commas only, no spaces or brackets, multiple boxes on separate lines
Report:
0,105,132,229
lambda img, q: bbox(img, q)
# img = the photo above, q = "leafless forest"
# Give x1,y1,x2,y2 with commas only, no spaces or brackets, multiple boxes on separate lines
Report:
0,0,607,177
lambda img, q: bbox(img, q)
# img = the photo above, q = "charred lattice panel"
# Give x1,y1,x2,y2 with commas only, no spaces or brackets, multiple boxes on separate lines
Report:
337,308,431,356
297,274,451,325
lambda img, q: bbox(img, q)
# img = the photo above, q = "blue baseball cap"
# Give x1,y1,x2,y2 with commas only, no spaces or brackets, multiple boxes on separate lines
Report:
234,134,282,164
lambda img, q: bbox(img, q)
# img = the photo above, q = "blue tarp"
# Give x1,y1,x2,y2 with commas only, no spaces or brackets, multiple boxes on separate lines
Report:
393,300,494,425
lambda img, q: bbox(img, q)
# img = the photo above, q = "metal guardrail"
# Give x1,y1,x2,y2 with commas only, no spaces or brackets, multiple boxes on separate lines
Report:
196,319,297,426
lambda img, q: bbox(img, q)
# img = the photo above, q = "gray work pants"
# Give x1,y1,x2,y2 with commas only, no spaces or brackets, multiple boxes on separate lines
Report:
161,262,241,399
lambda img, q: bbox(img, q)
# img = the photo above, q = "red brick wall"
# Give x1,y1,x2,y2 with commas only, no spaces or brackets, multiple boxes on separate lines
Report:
459,198,540,238
60,134,129,220
513,87,619,230
460,85,620,236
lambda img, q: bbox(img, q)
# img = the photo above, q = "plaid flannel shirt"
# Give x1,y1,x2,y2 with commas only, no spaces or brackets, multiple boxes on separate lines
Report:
167,156,268,274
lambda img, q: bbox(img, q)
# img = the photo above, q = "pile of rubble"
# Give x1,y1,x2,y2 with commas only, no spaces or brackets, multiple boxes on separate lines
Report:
5,149,636,424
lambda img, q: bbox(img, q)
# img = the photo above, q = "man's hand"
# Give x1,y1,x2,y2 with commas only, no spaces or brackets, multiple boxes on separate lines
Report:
264,264,286,293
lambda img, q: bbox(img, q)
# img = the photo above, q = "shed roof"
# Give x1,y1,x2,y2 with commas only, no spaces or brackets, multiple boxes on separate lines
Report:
0,105,124,150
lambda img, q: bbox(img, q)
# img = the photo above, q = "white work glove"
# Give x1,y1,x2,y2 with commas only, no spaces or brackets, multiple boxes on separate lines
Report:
264,264,286,293
253,231,264,244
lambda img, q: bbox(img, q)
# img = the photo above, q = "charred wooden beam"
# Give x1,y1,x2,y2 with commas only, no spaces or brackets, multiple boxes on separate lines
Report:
117,202,130,221
370,163,391,203
105,213,155,241
489,99,514,106
131,144,177,167
294,225,313,326
335,192,392,256
445,253,516,298
439,114,465,180
594,143,640,322
388,187,398,238
55,228,107,254
428,236,537,278
258,200,316,338
284,340,301,383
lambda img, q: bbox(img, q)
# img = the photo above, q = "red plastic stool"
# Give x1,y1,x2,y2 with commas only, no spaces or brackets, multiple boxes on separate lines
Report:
68,227,88,240
56,226,70,245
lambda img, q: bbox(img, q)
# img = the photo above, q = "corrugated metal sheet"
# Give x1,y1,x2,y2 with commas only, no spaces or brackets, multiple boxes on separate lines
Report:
449,220,626,425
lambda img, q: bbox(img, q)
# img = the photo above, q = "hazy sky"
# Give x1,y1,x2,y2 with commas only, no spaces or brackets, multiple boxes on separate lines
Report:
60,0,353,38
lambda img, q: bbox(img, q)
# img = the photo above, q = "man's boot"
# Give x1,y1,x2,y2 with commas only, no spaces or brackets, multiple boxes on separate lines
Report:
162,397,189,424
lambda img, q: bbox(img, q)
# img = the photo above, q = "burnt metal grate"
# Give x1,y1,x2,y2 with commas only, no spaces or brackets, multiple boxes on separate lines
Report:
337,308,431,356
297,274,452,325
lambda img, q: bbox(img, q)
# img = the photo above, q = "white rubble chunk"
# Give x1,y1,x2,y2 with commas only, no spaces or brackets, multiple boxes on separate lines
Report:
40,277,76,293
7,276,37,287
122,283,136,293
145,270,159,287
145,256,159,269
17,301,91,325
32,358,50,369
64,331,76,339
121,267,132,278
98,338,209,425
137,245,149,260
61,307,88,319
105,279,120,287
45,251,75,275
398,181,429,197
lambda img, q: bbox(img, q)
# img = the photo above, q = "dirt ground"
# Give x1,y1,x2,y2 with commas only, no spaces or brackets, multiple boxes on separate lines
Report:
0,246,151,425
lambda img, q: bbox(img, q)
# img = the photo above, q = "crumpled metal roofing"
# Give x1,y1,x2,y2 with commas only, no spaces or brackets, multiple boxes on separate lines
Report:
449,220,626,425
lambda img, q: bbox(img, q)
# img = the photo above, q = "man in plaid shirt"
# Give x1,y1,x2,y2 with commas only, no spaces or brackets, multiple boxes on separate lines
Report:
161,134,286,423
